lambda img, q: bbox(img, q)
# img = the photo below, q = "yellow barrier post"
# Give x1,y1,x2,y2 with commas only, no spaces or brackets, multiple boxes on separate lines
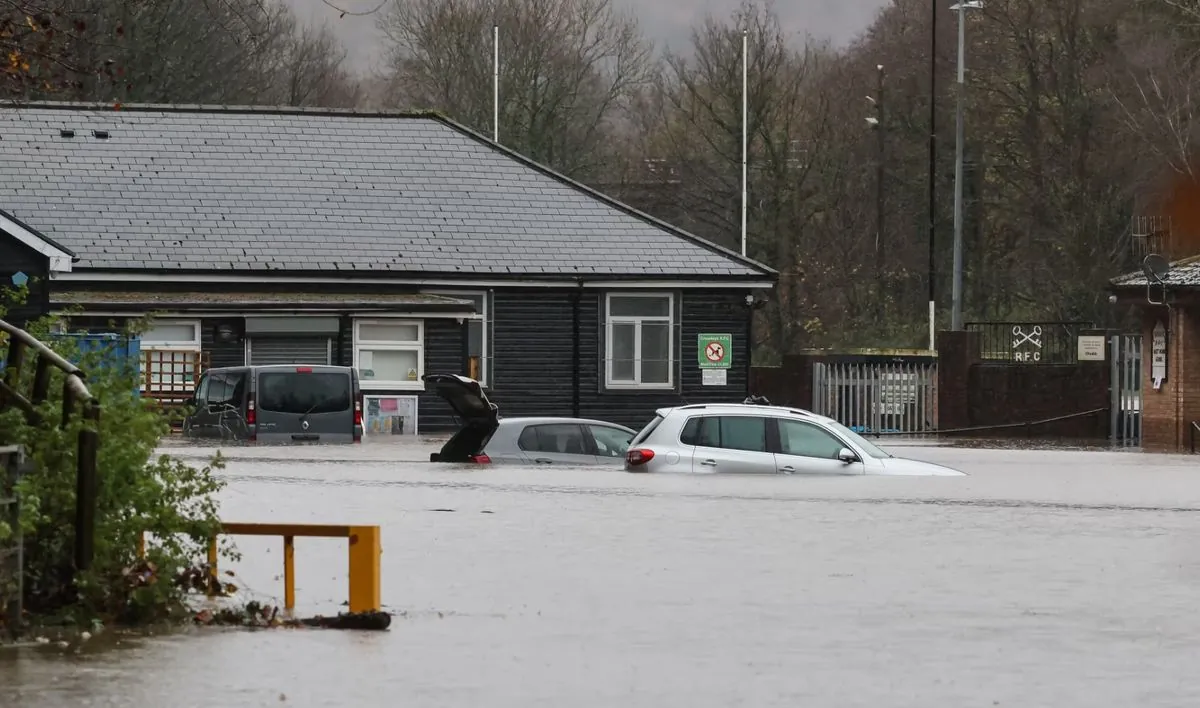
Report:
347,526,381,614
283,535,295,611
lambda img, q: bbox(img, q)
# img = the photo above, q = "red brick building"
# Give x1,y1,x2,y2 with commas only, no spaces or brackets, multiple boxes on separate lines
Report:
1111,257,1200,452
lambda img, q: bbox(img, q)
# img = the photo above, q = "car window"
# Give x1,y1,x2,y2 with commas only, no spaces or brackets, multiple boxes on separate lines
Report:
679,416,702,445
257,372,351,414
630,415,664,446
826,420,892,459
777,418,845,460
691,415,768,453
588,425,632,457
518,424,590,455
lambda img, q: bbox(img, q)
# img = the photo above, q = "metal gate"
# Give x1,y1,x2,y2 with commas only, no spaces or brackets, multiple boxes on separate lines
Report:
811,358,938,434
247,336,332,366
1110,334,1142,446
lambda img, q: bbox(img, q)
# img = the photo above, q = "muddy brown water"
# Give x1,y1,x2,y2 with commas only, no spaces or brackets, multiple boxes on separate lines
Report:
2,439,1199,707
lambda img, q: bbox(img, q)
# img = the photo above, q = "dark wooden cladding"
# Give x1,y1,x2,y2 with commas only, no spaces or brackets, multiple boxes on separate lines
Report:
488,288,753,432
415,318,463,434
0,238,49,327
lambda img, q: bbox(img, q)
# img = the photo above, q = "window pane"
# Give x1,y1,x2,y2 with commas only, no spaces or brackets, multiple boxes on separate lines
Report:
588,425,632,457
531,424,588,454
696,416,721,448
610,322,636,382
609,295,670,318
640,322,671,384
468,320,484,356
679,417,701,445
718,416,767,452
358,323,420,343
258,373,350,414
359,348,419,382
142,323,196,343
778,419,844,459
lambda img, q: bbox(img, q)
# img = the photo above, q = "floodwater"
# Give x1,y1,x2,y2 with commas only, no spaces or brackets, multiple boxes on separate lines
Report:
3,438,1200,707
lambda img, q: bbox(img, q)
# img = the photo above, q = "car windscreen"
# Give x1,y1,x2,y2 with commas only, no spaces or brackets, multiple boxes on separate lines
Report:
827,420,892,459
257,372,351,415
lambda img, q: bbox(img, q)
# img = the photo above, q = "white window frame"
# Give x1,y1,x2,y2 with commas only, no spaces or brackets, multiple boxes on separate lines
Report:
354,319,425,390
422,289,490,386
604,292,675,390
138,319,202,395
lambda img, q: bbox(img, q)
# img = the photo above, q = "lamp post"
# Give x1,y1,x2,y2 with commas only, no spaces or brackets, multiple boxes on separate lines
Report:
926,0,937,351
949,0,983,331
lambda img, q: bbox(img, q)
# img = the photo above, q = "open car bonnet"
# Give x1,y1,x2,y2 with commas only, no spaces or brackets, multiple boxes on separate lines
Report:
423,373,499,462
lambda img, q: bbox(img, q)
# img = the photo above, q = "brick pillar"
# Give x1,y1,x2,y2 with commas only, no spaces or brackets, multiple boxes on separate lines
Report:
1140,307,1195,452
936,330,980,431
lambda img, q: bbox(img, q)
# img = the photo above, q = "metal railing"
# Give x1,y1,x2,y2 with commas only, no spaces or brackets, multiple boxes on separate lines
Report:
812,359,938,434
965,321,1094,364
1,445,24,638
0,318,100,576
138,522,383,614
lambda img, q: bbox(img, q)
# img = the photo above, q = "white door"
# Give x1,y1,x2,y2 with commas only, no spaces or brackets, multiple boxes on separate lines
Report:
690,415,776,474
773,418,865,475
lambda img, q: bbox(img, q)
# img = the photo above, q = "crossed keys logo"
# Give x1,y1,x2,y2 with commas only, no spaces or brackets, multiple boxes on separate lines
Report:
1011,325,1043,349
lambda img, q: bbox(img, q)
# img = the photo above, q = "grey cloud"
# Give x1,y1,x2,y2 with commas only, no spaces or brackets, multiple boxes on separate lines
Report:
289,0,891,72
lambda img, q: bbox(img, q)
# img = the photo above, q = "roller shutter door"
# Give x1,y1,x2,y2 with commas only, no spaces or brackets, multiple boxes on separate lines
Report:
247,336,332,366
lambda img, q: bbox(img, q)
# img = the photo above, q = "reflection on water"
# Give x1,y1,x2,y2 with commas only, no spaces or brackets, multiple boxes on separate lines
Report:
3,440,1200,707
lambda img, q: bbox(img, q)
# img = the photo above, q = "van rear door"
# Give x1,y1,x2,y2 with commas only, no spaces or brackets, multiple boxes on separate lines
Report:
254,366,355,444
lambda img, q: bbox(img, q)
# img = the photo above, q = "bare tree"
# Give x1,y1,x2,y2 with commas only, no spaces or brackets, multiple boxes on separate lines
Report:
377,0,653,178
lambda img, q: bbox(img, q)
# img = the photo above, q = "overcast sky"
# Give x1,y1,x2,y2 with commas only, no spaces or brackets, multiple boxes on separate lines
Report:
292,0,892,73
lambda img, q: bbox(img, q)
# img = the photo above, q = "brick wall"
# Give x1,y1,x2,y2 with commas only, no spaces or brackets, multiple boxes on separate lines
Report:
938,329,1110,438
1140,305,1200,452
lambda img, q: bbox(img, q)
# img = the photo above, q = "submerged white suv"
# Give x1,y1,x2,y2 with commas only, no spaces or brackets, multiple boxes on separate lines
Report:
624,403,963,476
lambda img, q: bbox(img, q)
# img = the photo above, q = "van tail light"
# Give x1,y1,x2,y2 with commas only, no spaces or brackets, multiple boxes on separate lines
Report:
246,398,257,441
626,449,655,467
468,454,491,464
353,397,363,443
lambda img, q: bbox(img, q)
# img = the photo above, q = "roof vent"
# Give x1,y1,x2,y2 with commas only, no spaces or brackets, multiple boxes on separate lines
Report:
92,130,110,139
59,129,75,138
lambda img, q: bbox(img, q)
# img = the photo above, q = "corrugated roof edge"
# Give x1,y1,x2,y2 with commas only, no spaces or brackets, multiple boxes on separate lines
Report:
0,207,77,258
1109,254,1200,288
0,100,778,280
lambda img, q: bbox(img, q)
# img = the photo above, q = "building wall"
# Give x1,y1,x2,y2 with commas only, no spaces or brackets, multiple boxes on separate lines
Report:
0,236,49,326
1140,306,1200,451
490,288,752,431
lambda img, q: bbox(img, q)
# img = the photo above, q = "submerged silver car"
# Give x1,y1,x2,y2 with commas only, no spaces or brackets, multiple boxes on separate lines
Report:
624,403,963,476
424,373,636,465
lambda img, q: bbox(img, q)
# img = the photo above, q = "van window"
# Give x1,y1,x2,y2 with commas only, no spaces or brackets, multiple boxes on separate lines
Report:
258,372,351,415
205,372,246,410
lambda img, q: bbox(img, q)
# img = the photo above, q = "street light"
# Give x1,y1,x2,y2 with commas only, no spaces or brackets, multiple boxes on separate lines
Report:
949,0,983,331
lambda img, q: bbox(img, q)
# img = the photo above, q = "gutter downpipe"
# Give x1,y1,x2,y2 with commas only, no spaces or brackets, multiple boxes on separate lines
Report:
572,279,583,418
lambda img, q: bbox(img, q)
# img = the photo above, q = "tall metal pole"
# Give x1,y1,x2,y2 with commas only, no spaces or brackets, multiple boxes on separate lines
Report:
926,0,938,351
741,29,748,258
950,3,967,330
875,64,885,275
493,23,499,143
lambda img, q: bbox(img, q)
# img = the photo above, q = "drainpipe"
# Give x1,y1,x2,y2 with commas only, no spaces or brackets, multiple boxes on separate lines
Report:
571,279,583,417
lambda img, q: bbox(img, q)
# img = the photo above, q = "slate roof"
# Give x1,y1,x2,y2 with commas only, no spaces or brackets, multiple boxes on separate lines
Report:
1110,255,1200,288
0,102,773,280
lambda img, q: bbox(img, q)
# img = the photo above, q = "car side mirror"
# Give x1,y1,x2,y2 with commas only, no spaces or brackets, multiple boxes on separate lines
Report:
837,448,859,464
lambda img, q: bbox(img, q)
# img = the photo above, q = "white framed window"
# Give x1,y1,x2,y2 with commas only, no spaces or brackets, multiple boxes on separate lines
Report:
422,290,490,386
604,293,674,389
139,320,202,396
354,319,424,389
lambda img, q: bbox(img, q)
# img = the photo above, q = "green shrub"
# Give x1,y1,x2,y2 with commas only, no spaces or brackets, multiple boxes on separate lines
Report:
1,288,226,625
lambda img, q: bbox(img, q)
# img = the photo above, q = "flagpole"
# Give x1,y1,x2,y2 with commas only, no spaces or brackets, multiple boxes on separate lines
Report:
740,29,748,258
493,23,499,142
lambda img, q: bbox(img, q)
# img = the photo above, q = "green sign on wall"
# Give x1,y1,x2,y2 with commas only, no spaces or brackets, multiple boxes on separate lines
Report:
697,333,733,369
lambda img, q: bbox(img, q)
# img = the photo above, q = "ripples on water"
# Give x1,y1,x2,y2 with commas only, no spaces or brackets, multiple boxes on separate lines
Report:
2,439,1200,707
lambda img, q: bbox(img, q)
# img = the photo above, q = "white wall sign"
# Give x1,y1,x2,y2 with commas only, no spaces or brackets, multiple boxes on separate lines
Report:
1077,335,1106,362
1151,321,1168,390
701,369,727,386
364,395,419,436
1011,325,1043,363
